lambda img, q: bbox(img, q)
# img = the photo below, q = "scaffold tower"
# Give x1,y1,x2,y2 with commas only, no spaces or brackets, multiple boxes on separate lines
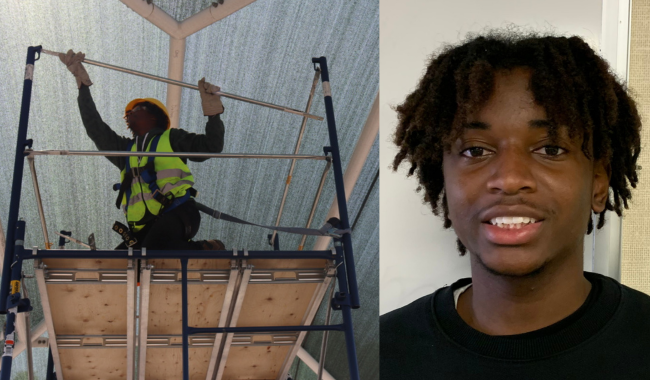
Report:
0,45,361,380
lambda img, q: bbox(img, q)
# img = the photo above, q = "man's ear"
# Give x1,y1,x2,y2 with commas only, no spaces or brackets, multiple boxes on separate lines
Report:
592,159,610,213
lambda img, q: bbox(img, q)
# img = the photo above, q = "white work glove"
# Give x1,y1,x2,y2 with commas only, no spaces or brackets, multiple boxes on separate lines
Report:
58,49,92,89
198,77,224,116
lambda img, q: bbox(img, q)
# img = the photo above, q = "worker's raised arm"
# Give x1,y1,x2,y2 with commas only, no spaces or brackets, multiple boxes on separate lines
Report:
169,78,225,161
60,50,130,169
77,86,130,169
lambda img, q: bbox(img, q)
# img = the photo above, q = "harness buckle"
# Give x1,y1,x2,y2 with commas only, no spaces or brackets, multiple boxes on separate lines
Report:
131,165,140,178
152,189,173,208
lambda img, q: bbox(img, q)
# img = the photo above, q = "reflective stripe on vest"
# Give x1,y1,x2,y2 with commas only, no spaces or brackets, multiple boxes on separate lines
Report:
119,129,194,231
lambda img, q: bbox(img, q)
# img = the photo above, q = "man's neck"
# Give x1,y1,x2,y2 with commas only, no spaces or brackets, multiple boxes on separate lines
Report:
457,252,591,336
132,127,163,139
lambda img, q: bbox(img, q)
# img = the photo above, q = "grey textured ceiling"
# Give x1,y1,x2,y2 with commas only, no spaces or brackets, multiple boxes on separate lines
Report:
0,0,378,378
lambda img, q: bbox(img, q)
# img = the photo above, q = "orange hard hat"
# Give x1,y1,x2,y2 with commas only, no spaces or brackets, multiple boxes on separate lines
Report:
124,98,170,129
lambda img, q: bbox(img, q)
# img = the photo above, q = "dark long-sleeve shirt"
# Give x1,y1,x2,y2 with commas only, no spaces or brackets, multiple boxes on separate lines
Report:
380,271,650,379
77,85,225,170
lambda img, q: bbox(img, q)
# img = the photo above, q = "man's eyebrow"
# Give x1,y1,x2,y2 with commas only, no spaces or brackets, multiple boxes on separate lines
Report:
461,119,559,130
529,119,557,128
462,121,490,130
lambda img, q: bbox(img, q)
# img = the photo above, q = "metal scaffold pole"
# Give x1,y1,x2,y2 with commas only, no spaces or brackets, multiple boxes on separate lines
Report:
312,56,361,380
1,46,40,313
181,257,190,380
40,49,324,121
0,46,41,380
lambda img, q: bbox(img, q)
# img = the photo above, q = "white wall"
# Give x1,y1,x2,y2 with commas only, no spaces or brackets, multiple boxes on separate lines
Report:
379,0,613,314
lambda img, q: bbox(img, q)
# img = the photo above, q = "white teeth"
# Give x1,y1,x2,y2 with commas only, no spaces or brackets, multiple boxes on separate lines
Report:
490,216,537,228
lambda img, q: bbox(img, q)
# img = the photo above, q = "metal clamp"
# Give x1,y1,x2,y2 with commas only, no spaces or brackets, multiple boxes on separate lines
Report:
128,247,133,257
331,291,351,310
142,247,147,257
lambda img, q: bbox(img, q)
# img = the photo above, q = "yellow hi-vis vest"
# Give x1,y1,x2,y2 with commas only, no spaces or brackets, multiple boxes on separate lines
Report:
120,129,194,232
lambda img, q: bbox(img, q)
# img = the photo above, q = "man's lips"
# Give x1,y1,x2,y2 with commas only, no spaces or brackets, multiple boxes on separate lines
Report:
481,220,543,245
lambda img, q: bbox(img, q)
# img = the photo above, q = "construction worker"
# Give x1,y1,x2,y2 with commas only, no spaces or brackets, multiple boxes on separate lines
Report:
59,49,225,250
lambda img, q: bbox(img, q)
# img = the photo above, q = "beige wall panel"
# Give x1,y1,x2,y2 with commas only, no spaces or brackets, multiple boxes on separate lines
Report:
622,0,650,294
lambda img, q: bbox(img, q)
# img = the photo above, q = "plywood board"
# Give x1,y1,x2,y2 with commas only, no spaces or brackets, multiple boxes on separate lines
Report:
59,348,127,380
47,284,127,335
237,283,319,327
43,258,129,269
222,346,291,380
148,284,227,335
144,347,212,380
44,258,326,378
147,258,231,270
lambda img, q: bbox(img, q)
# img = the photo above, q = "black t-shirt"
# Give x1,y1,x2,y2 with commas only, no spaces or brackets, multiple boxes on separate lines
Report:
380,272,650,379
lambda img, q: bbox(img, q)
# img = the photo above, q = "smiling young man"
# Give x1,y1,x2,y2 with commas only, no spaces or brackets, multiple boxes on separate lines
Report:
380,34,650,379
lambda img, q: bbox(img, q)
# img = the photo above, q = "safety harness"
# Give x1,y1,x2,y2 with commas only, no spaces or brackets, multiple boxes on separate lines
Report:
114,134,194,213
113,133,196,246
195,202,350,238
111,135,350,247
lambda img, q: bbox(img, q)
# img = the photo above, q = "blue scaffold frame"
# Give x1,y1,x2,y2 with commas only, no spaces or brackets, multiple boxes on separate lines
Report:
0,46,362,380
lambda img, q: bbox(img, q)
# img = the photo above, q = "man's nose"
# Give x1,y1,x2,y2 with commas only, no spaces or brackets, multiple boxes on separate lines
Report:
485,148,536,195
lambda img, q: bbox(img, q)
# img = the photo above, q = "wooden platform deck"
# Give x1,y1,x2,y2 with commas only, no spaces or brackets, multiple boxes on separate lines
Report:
35,255,333,380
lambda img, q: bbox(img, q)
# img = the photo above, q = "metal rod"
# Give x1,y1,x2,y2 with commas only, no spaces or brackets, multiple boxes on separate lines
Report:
27,157,52,250
313,57,360,309
318,282,336,380
54,231,91,249
2,45,41,318
35,260,64,377
46,347,55,380
188,324,345,334
340,306,359,380
25,149,327,160
215,264,252,380
270,69,322,246
298,160,332,250
333,240,360,380
1,221,27,380
206,264,240,379
138,263,152,380
313,56,360,380
41,49,324,121
21,248,337,260
181,258,190,380
20,276,34,380
126,260,136,380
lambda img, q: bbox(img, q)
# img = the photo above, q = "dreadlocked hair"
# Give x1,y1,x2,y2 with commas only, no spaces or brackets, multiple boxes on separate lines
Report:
392,31,641,255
